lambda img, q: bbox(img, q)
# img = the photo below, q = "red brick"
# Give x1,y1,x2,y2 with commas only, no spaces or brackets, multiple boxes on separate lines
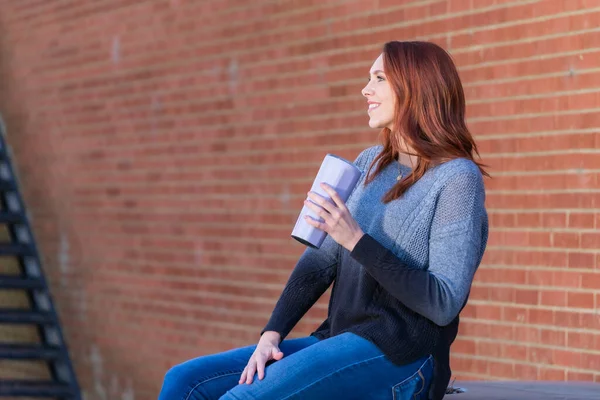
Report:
567,292,595,309
581,353,600,371
488,230,552,247
459,320,491,337
542,212,567,228
502,306,528,324
567,371,596,381
567,332,598,350
526,270,580,288
539,367,565,380
540,290,567,307
580,273,600,290
515,289,539,306
514,363,538,380
489,286,515,303
529,347,553,364
553,232,581,248
488,212,517,228
488,360,515,379
540,328,567,347
451,356,490,375
569,212,596,229
477,268,527,285
553,349,583,369
453,338,477,355
581,232,600,249
476,340,502,358
489,324,514,341
515,213,542,226
513,325,539,343
529,308,554,325
552,271,581,288
502,343,528,362
514,250,568,268
568,252,596,269
469,285,491,302
467,303,503,321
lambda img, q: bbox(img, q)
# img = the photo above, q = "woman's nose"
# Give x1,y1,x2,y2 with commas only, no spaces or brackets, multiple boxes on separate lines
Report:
362,84,373,97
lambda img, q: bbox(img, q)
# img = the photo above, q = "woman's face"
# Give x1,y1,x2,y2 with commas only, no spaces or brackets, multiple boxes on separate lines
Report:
362,53,396,130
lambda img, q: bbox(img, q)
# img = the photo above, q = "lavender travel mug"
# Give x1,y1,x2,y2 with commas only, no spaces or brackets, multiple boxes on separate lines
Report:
291,154,362,249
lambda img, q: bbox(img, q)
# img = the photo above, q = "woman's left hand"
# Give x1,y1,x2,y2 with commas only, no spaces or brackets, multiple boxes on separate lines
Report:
304,183,364,252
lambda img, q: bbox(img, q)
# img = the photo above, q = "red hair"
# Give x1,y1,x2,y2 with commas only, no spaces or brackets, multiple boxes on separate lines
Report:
365,41,490,203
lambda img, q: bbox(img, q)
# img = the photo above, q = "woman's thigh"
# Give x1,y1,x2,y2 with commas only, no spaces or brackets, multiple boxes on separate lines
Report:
158,336,320,400
220,332,433,400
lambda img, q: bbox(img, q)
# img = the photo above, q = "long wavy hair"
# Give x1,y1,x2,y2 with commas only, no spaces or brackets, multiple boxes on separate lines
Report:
365,41,490,203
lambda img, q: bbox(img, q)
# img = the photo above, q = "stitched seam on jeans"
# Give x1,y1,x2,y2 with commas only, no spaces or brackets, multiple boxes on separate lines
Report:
391,355,433,400
279,354,386,400
412,370,425,399
183,371,242,400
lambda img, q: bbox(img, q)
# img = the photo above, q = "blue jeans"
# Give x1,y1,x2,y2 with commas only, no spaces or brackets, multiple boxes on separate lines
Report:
158,332,433,400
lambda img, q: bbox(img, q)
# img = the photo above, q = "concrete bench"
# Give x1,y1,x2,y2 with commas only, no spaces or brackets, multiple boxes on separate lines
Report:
446,381,600,399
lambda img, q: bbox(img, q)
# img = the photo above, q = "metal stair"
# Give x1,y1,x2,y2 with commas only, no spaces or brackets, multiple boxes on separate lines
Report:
0,120,80,399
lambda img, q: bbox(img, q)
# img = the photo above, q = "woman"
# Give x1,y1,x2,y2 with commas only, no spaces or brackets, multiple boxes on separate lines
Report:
159,41,489,400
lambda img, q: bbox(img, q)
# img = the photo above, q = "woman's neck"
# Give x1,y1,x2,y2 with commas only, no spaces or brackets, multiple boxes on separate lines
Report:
397,151,419,168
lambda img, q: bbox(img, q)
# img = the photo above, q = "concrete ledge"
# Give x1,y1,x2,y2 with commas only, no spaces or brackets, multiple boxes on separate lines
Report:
446,381,600,399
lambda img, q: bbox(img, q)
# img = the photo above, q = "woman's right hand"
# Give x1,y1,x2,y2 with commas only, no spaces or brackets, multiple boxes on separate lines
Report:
239,331,283,384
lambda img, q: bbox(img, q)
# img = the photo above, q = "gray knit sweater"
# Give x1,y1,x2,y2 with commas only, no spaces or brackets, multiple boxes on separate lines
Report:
262,145,489,399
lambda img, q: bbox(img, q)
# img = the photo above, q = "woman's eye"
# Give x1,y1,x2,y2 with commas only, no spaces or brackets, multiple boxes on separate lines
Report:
367,76,385,83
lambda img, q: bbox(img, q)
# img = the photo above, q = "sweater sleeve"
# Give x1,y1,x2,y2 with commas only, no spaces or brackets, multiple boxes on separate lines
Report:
350,170,488,326
261,147,375,340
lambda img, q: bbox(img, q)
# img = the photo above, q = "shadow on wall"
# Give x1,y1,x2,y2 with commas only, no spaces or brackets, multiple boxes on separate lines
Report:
0,15,53,384
0,19,141,399
0,18,93,396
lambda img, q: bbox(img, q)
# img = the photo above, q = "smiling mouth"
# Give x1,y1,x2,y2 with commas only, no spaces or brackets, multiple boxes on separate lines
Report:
368,104,380,112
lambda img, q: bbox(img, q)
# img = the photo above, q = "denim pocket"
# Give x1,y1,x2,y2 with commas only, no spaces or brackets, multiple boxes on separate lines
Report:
392,355,434,400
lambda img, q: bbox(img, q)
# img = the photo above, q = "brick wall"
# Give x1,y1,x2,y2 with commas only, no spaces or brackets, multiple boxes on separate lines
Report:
0,0,598,398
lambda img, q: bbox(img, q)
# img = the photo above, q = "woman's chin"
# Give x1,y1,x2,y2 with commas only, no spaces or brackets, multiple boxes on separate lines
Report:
368,119,386,129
